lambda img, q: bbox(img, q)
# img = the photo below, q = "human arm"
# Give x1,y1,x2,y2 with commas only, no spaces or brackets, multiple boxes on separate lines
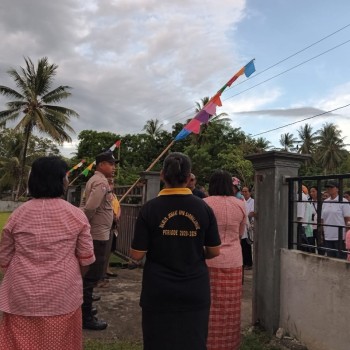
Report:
344,216,350,229
204,246,220,259
75,214,95,272
203,204,221,259
130,248,146,261
84,181,107,221
0,227,15,273
130,208,149,262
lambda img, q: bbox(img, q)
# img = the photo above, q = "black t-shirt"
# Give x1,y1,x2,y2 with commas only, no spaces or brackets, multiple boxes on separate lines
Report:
132,189,220,312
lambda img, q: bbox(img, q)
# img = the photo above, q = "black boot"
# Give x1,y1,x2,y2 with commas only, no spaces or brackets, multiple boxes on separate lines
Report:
91,307,98,316
92,294,101,302
83,316,108,330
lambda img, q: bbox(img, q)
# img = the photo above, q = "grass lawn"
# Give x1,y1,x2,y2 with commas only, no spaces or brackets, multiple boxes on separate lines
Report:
83,329,282,350
84,340,142,350
0,212,11,233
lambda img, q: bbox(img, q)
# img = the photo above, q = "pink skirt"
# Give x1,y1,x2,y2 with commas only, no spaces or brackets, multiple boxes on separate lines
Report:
207,266,242,350
0,308,82,350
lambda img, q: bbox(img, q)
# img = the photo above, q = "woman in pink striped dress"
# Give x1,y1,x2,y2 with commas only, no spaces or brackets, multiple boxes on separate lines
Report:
0,157,95,350
204,170,246,350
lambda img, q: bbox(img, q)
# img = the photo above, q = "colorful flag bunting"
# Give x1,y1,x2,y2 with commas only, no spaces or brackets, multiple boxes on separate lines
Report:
82,161,96,177
174,60,255,141
109,140,121,152
67,159,86,176
79,139,121,178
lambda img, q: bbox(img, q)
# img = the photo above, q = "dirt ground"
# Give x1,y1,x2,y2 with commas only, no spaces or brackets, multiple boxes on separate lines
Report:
83,266,253,342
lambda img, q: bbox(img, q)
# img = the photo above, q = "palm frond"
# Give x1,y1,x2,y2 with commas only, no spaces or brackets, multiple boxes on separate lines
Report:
41,86,72,103
0,85,25,99
43,105,79,117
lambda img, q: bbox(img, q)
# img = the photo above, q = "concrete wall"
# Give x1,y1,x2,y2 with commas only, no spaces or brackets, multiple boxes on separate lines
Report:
246,151,310,333
0,200,23,212
280,249,350,350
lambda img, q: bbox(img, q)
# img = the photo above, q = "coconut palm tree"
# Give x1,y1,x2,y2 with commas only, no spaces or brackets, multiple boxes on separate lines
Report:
0,57,78,199
316,123,347,174
279,132,297,152
142,118,164,139
296,123,318,154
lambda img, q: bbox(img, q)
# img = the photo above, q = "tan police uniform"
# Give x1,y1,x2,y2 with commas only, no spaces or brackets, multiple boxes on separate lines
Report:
83,170,114,241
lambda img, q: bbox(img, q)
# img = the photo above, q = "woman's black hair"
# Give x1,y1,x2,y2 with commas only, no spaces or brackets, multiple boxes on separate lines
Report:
208,170,234,196
28,156,68,198
162,152,191,187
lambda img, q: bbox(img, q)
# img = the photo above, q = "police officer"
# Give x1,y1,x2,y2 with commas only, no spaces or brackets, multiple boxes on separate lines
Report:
81,151,118,330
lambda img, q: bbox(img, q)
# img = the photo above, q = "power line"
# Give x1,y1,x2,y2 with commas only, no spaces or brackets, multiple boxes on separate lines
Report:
226,23,350,90
163,24,350,124
251,103,350,137
224,38,350,101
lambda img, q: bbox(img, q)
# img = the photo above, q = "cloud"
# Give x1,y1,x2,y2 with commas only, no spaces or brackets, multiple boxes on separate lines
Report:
233,106,336,118
0,0,251,158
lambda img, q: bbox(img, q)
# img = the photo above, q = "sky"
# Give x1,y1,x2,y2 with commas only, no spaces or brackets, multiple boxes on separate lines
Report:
1,0,350,157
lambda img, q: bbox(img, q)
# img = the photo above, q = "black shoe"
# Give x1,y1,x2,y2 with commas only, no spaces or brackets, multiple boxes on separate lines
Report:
92,294,101,302
83,317,108,330
91,307,97,316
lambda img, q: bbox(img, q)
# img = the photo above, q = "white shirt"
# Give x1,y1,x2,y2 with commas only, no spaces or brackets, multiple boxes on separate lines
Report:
321,196,350,240
296,193,310,227
242,197,254,239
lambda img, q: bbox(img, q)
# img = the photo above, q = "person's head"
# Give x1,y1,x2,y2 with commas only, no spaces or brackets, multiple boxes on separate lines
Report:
161,152,191,188
344,190,350,202
309,186,318,201
232,177,242,195
322,191,330,200
187,173,197,190
241,186,251,200
95,152,118,178
208,170,234,196
28,156,68,198
325,181,339,199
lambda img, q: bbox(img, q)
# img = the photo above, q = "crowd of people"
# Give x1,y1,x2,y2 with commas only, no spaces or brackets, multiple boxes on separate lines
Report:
11,150,350,349
297,182,350,259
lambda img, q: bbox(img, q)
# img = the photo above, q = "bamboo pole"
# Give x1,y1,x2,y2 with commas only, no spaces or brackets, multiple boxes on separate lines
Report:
68,173,82,186
118,140,175,203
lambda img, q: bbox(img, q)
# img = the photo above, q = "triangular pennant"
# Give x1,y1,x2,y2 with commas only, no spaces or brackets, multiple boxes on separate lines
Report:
185,118,201,134
211,94,222,107
195,109,210,123
203,101,217,115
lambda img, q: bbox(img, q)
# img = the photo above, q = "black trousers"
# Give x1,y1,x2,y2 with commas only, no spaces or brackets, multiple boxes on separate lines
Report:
82,240,109,319
241,238,253,267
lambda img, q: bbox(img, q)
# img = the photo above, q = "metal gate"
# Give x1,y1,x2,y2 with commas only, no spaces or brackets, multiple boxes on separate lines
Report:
287,173,350,258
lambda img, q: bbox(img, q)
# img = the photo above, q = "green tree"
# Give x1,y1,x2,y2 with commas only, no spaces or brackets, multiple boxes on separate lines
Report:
0,157,22,199
315,123,347,174
0,128,60,196
0,57,78,199
279,132,297,152
218,145,254,187
240,136,271,155
142,118,164,140
296,123,318,154
76,130,121,160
